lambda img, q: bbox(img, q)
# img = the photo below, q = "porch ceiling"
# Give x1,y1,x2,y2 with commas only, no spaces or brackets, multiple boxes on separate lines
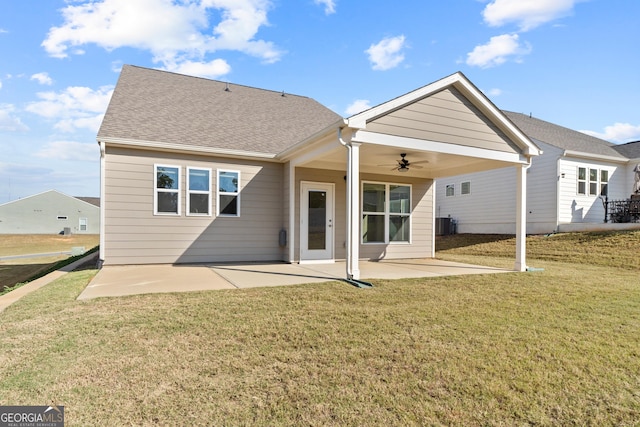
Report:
295,141,518,179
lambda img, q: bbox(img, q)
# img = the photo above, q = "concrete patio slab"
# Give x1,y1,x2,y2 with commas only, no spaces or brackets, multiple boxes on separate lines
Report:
77,264,235,300
78,259,512,300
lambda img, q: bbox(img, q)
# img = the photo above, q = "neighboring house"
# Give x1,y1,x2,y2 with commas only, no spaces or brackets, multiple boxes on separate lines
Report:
0,190,100,234
436,112,640,234
97,65,541,277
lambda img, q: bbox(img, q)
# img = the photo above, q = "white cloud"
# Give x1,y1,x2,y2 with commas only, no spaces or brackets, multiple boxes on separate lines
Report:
466,34,531,68
365,35,406,71
487,88,503,96
581,123,640,144
25,85,114,133
42,0,283,72
345,99,372,116
163,58,231,79
314,0,336,15
31,72,54,85
483,0,579,31
35,141,99,161
0,104,29,132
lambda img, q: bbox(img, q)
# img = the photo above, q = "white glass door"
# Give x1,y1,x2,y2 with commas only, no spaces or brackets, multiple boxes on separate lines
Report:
300,182,334,262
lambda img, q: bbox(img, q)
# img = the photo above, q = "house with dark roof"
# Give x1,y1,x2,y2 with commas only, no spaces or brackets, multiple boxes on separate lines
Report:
436,112,640,234
97,65,541,277
0,190,100,234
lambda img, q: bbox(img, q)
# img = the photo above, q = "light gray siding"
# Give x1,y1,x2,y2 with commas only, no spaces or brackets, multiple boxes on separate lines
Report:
367,87,519,154
103,146,285,265
0,190,99,234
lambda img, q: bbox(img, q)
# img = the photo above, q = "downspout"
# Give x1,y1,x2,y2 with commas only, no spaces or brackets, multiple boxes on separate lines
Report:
338,127,372,288
555,156,562,233
98,141,106,268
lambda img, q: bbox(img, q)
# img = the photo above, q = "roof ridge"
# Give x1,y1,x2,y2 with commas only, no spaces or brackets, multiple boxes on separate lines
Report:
124,64,313,100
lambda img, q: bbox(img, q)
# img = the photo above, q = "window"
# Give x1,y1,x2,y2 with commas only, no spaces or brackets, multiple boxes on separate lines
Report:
589,168,598,196
79,218,87,231
445,184,455,197
577,166,609,196
155,165,181,215
362,182,411,243
600,170,609,196
461,181,471,195
577,167,587,195
217,170,240,216
57,216,68,220
187,167,211,215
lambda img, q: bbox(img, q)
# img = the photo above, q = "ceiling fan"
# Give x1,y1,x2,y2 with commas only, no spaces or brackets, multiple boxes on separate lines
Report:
386,153,428,173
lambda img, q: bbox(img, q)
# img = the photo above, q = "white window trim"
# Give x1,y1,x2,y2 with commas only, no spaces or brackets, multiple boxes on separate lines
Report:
79,217,88,231
154,164,181,216
217,169,241,217
577,166,609,197
461,181,471,196
361,181,412,245
445,183,455,197
187,167,212,217
577,167,587,196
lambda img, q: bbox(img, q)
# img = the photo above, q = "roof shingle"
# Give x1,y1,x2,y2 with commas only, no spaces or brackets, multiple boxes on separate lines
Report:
98,65,342,155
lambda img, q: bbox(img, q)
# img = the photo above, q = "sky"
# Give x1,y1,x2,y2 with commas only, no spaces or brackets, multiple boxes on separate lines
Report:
1,0,639,203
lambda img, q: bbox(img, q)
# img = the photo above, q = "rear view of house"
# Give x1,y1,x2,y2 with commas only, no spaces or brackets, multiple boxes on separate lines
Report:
98,65,540,275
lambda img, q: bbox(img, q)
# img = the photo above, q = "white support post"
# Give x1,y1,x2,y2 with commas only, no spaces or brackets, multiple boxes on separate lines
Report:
347,142,361,280
514,164,527,272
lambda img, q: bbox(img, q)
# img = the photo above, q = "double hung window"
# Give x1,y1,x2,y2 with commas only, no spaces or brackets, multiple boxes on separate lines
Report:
187,167,211,215
217,170,240,216
155,165,180,215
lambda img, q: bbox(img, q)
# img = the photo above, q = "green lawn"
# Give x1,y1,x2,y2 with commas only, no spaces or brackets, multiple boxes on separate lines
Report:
0,232,639,426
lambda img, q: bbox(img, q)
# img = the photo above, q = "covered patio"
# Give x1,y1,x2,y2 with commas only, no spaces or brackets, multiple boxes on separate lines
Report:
281,72,541,282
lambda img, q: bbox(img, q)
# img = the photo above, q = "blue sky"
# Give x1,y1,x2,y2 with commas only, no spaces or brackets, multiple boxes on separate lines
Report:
1,0,639,203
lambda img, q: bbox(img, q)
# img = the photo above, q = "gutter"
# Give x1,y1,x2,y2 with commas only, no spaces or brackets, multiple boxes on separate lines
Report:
338,127,373,289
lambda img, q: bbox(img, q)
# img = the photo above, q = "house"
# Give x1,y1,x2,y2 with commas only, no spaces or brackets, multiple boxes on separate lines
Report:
0,190,100,234
436,113,640,234
97,65,541,278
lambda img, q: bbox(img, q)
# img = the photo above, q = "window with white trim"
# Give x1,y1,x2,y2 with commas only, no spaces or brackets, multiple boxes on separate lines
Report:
217,170,240,216
577,166,609,196
187,167,211,215
362,182,411,243
445,184,455,197
79,218,87,231
461,181,471,195
155,164,181,215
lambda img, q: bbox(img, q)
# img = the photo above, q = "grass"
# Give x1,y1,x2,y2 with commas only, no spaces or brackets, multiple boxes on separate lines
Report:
0,234,100,293
0,232,639,425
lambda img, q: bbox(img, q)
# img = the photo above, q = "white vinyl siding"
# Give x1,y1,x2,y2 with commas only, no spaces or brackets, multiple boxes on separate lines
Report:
436,140,561,234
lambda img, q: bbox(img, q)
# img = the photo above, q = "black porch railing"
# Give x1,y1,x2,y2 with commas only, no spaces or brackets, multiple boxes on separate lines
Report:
603,197,640,223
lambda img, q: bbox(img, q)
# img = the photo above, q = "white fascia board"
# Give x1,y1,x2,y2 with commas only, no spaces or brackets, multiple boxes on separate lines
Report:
98,137,279,161
346,71,541,158
351,130,529,164
563,150,629,164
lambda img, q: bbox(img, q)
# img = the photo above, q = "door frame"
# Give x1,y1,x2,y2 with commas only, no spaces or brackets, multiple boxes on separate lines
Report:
300,181,335,263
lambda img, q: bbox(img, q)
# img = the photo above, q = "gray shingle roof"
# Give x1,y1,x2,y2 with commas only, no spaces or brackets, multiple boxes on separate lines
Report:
612,141,640,159
503,111,628,159
98,65,342,155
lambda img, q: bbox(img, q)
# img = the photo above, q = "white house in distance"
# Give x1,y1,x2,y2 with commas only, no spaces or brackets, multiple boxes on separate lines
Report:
97,65,541,277
436,112,640,234
0,190,100,234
